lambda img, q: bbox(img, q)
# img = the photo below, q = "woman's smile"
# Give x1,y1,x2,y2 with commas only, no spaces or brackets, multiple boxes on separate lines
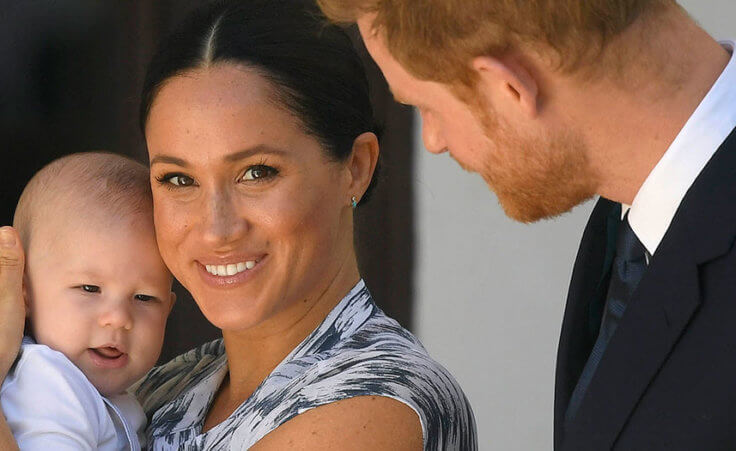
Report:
196,254,268,288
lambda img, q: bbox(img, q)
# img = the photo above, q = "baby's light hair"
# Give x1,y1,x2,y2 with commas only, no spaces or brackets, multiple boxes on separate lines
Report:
13,152,152,251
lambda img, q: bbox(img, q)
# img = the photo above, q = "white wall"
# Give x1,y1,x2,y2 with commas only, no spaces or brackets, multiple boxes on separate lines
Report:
412,3,736,449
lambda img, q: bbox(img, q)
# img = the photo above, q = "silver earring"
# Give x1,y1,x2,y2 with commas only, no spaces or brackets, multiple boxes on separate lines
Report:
351,196,358,209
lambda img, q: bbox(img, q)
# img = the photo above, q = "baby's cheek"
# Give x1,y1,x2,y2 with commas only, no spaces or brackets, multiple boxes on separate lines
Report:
32,303,81,347
141,310,169,353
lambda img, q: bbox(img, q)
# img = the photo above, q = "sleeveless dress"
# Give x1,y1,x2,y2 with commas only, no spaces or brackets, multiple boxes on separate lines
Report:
134,280,477,450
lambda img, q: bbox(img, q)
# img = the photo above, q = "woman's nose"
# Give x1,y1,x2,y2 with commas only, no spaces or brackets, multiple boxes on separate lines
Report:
201,189,249,247
98,299,133,331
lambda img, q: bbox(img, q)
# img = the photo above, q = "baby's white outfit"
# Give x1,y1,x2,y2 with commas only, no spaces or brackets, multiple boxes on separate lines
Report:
1,337,145,450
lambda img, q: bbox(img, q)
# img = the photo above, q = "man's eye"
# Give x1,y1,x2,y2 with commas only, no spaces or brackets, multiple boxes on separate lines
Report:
134,294,156,303
242,165,277,181
81,285,100,293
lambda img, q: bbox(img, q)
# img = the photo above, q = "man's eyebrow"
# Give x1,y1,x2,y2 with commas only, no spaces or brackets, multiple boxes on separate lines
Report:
150,145,289,167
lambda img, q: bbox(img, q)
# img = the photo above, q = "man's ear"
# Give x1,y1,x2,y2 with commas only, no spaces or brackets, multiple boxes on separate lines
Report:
346,132,380,205
472,55,539,118
168,292,177,313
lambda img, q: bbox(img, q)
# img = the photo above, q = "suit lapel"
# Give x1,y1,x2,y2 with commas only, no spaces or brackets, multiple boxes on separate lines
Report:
587,206,622,339
562,224,701,449
562,127,736,449
554,198,618,447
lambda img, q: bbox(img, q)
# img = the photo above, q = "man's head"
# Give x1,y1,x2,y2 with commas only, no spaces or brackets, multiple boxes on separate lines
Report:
14,152,175,396
318,0,677,221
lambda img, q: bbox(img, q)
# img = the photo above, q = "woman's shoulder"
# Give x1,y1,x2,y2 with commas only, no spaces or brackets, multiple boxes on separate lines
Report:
132,338,226,416
332,308,457,383
293,311,477,450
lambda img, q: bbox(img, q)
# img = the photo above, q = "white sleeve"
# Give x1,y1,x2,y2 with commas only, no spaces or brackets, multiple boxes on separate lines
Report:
0,346,111,451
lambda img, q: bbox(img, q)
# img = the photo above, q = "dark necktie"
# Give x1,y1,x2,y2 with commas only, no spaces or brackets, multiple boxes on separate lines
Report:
565,213,648,425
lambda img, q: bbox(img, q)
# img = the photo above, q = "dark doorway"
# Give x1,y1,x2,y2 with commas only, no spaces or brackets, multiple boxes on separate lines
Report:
1,1,415,363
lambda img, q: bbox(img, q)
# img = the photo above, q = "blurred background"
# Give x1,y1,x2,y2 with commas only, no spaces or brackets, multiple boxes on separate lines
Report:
1,1,733,449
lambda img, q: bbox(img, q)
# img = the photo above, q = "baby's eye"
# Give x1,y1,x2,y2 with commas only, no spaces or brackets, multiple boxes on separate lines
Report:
134,294,156,303
81,285,100,293
241,165,278,182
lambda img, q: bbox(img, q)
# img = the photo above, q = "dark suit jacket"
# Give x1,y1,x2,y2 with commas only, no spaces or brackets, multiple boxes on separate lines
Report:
555,127,736,450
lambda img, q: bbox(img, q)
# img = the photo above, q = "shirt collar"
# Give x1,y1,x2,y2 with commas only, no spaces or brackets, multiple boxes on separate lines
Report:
627,40,736,255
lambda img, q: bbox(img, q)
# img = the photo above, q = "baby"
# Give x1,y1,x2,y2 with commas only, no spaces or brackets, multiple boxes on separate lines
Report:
0,152,175,450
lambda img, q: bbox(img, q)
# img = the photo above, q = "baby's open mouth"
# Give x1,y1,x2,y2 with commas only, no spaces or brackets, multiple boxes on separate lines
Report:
88,345,129,369
91,347,124,360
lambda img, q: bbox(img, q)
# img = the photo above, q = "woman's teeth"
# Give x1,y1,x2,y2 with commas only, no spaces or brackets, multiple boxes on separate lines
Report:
205,261,256,276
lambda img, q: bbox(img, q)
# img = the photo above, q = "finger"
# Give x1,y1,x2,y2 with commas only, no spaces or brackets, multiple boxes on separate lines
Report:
0,227,24,291
0,227,25,379
0,227,24,285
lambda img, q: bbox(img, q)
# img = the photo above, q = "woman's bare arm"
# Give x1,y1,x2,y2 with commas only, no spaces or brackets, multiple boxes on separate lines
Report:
250,395,423,451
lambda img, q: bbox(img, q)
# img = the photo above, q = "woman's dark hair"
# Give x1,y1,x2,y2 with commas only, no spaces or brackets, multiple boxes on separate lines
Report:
140,0,379,204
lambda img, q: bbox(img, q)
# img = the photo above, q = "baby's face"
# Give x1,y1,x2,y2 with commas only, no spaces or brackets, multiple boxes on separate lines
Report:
25,213,174,397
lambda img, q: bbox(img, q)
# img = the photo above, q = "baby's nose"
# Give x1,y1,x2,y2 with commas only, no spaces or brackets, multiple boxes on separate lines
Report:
98,301,133,331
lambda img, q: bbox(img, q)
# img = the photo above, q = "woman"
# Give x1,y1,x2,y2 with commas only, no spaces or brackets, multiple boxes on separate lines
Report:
1,0,476,449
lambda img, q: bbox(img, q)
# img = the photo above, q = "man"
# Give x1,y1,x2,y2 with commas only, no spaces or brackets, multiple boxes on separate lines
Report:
318,0,736,449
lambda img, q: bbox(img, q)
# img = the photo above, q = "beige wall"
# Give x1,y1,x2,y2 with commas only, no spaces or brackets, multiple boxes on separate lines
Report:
412,3,736,449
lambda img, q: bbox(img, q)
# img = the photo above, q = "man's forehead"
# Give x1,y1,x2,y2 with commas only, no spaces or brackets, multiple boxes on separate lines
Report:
356,19,410,97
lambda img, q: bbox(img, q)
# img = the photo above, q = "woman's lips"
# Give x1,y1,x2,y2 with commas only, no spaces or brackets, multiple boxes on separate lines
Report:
87,347,129,369
197,255,267,288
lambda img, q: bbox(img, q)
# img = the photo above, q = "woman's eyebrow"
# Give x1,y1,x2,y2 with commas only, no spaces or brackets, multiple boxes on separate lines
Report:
149,155,189,167
223,145,289,163
150,145,289,167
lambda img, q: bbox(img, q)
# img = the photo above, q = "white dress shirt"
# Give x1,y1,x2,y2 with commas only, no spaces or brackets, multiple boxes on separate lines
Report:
625,40,736,255
0,338,145,451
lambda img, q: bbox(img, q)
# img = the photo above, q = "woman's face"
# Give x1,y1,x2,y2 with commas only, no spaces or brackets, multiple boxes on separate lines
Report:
146,64,355,332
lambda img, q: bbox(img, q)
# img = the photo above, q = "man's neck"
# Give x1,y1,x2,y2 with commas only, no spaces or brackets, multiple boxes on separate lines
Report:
563,7,731,205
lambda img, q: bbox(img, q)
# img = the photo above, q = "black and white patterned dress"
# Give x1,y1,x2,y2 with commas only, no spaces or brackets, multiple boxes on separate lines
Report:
134,280,477,450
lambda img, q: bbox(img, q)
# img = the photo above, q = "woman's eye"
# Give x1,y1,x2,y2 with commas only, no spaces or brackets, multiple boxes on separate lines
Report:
81,285,100,293
169,175,195,186
157,173,196,187
242,165,277,182
134,294,156,303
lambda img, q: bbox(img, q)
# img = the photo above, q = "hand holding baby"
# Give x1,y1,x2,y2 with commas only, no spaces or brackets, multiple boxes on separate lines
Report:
0,227,25,381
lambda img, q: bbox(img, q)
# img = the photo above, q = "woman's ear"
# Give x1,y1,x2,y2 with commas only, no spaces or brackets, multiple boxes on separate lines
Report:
346,132,379,205
472,55,539,118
